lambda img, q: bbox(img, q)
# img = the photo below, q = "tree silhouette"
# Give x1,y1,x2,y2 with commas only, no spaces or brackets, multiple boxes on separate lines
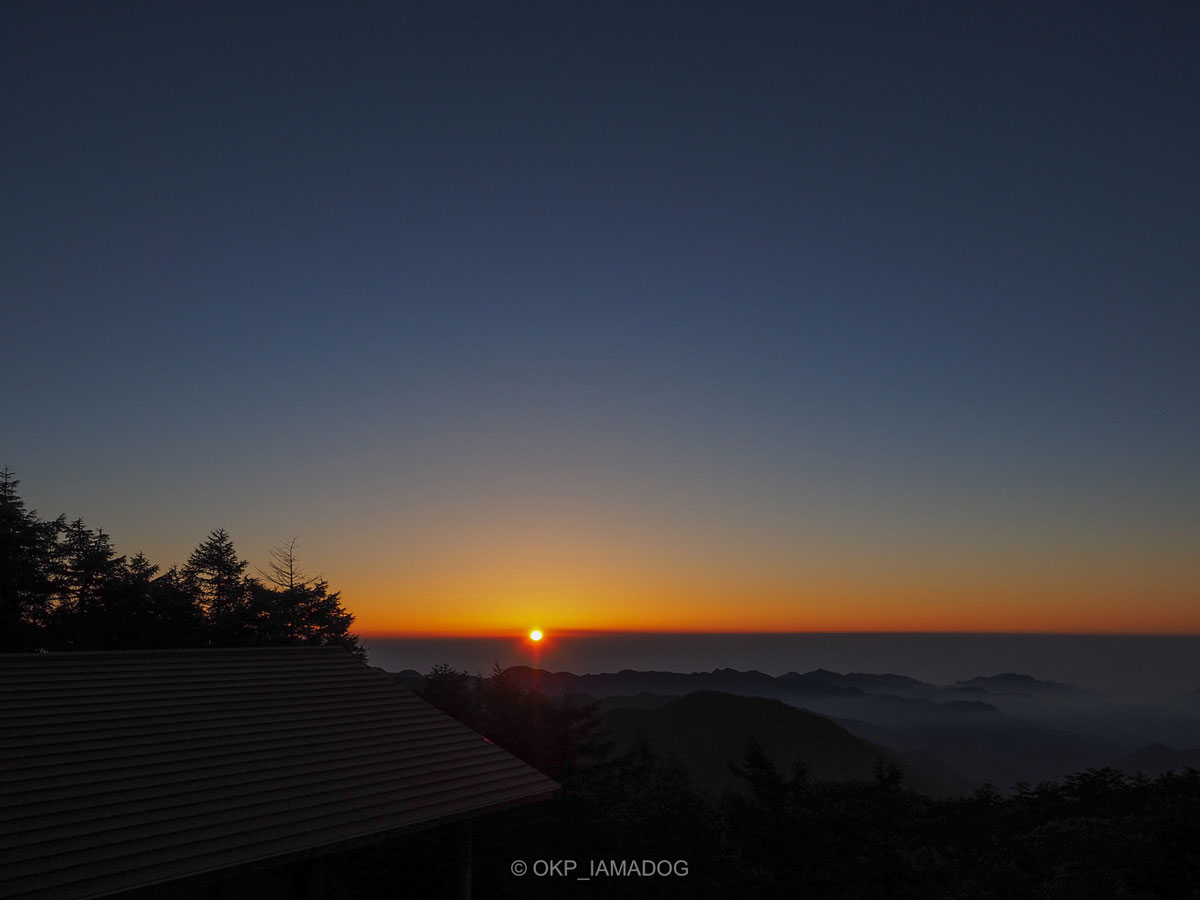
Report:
250,537,363,656
183,528,252,643
0,470,363,655
422,663,477,723
258,536,307,590
49,519,126,644
0,467,62,651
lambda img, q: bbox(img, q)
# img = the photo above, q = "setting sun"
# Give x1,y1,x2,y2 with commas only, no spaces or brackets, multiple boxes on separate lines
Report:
529,629,543,642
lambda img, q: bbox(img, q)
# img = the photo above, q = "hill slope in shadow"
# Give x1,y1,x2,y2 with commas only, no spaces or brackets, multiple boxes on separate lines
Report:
1114,744,1200,777
601,690,950,796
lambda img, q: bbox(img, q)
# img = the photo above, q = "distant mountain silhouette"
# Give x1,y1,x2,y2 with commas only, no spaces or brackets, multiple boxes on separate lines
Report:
508,666,782,698
407,665,1167,789
601,690,951,796
571,671,1120,788
1113,744,1200,777
954,673,1085,695
779,668,935,697
941,684,1036,701
505,665,1002,718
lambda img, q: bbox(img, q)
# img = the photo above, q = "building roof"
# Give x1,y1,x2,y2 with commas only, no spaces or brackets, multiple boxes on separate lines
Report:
0,647,558,900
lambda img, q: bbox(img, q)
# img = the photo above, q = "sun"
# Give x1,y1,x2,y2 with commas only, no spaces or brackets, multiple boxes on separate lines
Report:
529,629,543,642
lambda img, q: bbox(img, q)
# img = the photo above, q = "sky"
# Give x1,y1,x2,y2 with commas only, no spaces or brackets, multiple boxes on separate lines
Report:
3,2,1198,638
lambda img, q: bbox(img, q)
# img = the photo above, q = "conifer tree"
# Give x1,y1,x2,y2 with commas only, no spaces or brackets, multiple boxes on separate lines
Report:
0,467,62,650
182,528,254,644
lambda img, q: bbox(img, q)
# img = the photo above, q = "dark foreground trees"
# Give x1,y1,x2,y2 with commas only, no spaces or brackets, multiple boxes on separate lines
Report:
415,663,1200,900
471,736,1200,899
0,468,362,655
418,662,613,787
0,468,61,650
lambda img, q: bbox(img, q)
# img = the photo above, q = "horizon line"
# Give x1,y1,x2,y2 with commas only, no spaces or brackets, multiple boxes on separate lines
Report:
361,628,1200,640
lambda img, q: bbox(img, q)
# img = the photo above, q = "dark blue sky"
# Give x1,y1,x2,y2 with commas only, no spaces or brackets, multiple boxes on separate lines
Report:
4,2,1197,634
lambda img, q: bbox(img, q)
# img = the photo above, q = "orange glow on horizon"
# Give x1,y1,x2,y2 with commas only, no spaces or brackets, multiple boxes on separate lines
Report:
337,551,1200,639
346,584,1200,639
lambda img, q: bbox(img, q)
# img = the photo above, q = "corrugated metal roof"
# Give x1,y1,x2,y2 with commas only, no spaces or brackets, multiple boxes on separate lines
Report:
0,647,558,900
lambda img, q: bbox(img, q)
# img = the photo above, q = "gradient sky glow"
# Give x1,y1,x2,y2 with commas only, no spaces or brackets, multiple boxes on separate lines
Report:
4,3,1198,637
